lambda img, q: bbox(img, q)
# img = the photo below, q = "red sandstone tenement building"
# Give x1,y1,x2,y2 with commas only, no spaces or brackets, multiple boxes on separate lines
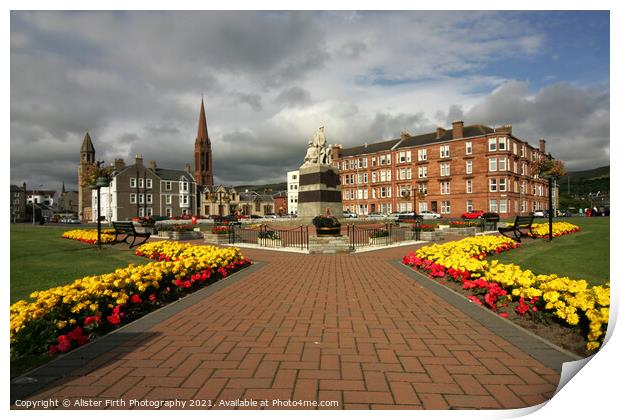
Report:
332,121,550,218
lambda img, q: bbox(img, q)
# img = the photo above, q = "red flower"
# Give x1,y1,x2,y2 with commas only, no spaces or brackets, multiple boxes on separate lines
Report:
57,339,72,353
148,294,156,302
184,281,192,289
130,294,142,304
467,296,483,305
499,312,509,318
84,315,101,327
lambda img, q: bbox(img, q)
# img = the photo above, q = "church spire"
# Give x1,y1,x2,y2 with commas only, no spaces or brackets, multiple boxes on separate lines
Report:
194,98,213,187
81,131,95,154
196,98,209,144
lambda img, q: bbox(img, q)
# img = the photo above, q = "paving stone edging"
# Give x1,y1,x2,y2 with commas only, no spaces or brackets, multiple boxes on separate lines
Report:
392,261,581,373
10,261,263,404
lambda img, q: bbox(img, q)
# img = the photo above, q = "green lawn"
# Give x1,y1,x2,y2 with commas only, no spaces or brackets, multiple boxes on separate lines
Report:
489,217,609,285
10,224,147,303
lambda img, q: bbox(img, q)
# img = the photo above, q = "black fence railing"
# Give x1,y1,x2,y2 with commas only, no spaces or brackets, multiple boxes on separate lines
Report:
228,224,309,250
347,222,421,250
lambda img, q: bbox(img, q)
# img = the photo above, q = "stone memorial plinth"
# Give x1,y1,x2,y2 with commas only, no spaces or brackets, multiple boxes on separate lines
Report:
297,164,343,221
308,234,350,254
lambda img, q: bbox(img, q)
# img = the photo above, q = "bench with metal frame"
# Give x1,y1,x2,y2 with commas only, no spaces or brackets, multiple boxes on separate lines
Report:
498,215,535,243
479,212,500,232
112,221,151,248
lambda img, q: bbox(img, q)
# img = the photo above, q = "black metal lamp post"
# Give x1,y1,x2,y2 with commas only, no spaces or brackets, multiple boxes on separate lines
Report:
547,176,554,242
91,161,110,249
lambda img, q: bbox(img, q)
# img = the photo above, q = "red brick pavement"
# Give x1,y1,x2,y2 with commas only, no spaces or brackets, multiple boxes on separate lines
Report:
22,244,561,410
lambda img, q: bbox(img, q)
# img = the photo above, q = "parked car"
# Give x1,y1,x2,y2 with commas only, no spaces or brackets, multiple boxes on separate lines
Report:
342,211,357,218
461,210,485,219
66,217,81,224
263,213,278,219
419,210,441,220
367,212,388,218
532,210,546,217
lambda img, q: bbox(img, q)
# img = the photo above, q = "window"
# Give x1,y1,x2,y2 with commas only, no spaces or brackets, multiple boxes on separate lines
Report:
130,178,137,188
513,160,518,173
380,155,386,165
343,161,348,170
418,183,428,195
349,159,355,169
380,171,386,182
166,207,173,217
139,207,145,217
146,178,152,189
513,143,518,155
498,137,507,150
466,160,473,174
292,174,297,180
488,138,497,151
419,202,428,212
406,168,412,180
371,157,376,167
440,145,450,158
489,199,498,212
499,158,507,171
130,193,137,204
499,178,507,192
406,151,412,162
418,166,428,178
165,194,172,205
371,172,377,183
440,200,451,214
165,181,172,191
363,158,368,168
386,171,391,181
521,145,526,157
489,178,498,192
440,163,450,176
139,194,144,204
489,158,497,172
380,187,387,198
138,178,144,188
180,195,189,206
399,168,406,180
465,142,473,155
358,158,363,168
146,207,153,216
399,152,406,163
466,200,474,212
146,194,153,204
180,181,189,192
440,181,450,195
466,179,473,193
363,173,368,183
418,149,427,161
521,163,526,175
499,199,508,213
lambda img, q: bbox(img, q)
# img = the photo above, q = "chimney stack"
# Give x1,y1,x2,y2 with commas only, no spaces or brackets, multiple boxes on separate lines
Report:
332,144,343,160
400,131,412,140
539,138,546,154
436,127,446,139
452,120,464,139
114,158,125,171
184,162,191,174
149,160,157,170
495,125,512,135
134,154,143,166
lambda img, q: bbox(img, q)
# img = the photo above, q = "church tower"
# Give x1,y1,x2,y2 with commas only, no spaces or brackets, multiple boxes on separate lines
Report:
194,98,213,186
78,132,95,221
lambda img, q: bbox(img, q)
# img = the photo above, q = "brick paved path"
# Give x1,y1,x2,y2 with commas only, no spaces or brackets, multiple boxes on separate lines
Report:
21,244,562,410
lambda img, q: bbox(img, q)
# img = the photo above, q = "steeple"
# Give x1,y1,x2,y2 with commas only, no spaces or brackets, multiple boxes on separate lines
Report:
196,98,209,145
194,98,213,186
81,132,95,154
62,181,66,194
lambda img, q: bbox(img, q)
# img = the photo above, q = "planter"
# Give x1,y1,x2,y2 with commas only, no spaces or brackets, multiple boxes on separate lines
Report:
259,238,283,247
316,227,341,236
420,231,444,241
158,230,203,241
203,232,231,245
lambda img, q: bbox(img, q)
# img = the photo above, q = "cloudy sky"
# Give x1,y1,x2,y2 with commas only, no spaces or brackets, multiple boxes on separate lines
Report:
10,11,609,190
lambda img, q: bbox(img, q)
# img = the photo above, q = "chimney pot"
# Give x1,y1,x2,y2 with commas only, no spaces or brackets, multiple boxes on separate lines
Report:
452,120,464,139
134,154,143,166
539,138,546,154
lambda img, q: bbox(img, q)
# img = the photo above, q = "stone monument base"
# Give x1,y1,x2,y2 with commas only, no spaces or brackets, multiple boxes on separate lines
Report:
308,234,350,254
297,164,343,221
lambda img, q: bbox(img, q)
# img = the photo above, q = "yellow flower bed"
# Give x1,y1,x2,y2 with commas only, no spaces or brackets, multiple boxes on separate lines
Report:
10,242,250,357
404,234,610,352
62,228,116,244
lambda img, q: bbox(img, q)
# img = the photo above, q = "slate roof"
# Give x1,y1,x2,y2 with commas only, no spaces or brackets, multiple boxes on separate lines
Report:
339,124,497,157
154,168,195,181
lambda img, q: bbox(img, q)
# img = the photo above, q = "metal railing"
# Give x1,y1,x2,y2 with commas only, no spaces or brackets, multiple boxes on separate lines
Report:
347,222,420,250
228,224,309,250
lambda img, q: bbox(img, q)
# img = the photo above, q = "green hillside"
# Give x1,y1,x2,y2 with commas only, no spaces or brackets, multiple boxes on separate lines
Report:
558,165,609,196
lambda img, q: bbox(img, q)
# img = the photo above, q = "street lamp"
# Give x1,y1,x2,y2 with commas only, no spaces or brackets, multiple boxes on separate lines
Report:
32,184,43,225
91,161,109,249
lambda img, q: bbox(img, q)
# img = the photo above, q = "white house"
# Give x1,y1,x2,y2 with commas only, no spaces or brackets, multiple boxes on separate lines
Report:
287,170,299,215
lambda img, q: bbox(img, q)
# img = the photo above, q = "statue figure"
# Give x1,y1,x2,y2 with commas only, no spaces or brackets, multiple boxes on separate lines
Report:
302,126,334,168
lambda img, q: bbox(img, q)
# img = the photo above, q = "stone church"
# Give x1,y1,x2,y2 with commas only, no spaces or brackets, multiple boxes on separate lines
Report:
78,99,214,221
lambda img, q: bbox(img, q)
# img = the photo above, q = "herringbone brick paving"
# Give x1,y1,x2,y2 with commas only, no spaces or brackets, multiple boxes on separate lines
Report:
23,243,561,409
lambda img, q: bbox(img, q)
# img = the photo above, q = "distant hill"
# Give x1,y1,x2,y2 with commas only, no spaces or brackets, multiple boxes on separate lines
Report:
558,165,609,196
234,182,287,194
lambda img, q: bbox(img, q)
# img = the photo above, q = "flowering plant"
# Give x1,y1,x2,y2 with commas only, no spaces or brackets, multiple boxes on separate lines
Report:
211,226,232,234
62,229,115,244
402,235,609,352
10,242,251,359
157,224,194,232
449,220,479,228
81,164,114,187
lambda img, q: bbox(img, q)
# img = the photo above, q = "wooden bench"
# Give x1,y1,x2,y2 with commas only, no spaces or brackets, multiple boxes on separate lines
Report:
112,221,151,248
498,215,535,243
479,213,500,232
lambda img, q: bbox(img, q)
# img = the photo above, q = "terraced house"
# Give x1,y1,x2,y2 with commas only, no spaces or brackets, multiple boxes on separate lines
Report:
332,120,551,218
92,156,197,222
